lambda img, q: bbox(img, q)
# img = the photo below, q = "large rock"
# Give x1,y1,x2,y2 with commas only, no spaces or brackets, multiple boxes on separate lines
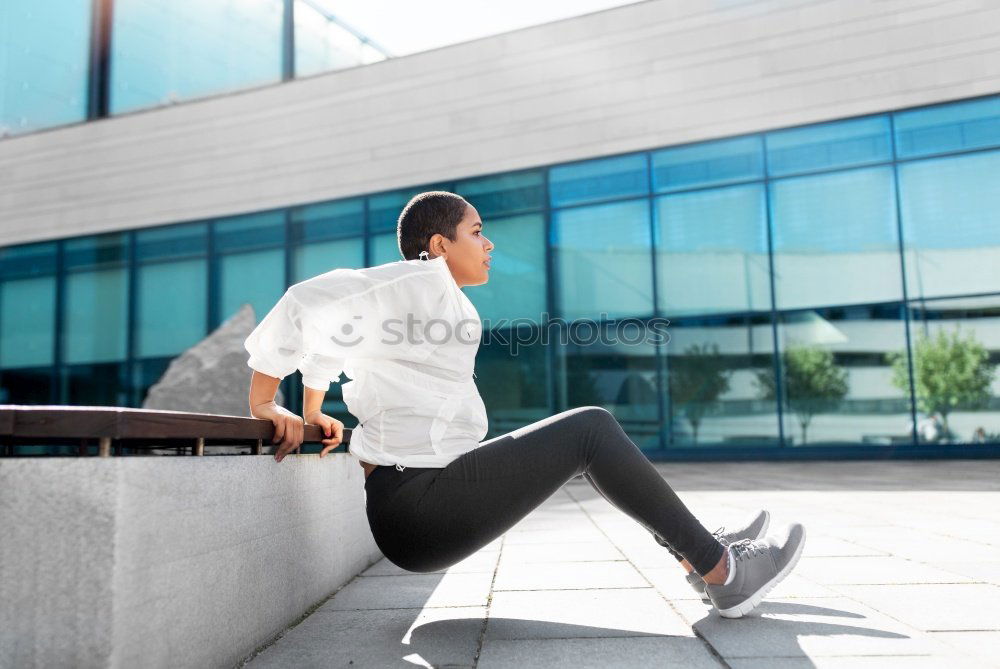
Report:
142,304,286,453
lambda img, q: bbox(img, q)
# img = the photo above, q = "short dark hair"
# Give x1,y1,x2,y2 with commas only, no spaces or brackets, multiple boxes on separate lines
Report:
396,190,469,260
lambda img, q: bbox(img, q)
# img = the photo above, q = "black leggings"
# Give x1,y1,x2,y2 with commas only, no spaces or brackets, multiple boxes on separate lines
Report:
363,406,725,576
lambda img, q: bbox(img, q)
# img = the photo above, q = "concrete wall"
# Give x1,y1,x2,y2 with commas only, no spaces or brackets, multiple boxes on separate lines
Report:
2,0,999,246
0,454,381,669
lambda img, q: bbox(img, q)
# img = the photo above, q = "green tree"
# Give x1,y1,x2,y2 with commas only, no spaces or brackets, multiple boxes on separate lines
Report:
668,343,731,444
754,344,848,445
886,325,995,442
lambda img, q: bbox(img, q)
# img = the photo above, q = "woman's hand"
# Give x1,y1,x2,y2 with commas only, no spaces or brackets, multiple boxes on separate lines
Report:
252,400,305,463
304,410,345,458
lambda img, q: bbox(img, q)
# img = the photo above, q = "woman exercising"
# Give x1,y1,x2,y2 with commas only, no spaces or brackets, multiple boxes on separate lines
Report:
244,190,805,618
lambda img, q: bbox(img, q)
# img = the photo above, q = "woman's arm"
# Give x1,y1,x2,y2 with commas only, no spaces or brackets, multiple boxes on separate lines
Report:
248,369,304,462
302,386,325,424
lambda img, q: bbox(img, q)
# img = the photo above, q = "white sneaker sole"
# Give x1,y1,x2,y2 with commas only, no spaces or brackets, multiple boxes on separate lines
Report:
715,525,807,619
698,510,771,603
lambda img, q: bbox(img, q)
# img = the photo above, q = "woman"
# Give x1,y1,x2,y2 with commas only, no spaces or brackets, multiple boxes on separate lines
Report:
244,191,806,619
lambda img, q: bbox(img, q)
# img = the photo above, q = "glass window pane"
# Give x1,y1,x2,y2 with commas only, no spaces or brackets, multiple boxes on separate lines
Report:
63,268,130,364
898,150,1000,299
775,305,911,447
557,321,661,450
294,238,364,282
770,166,901,309
0,367,52,404
654,184,770,316
290,199,364,244
293,0,384,77
666,314,780,447
553,199,653,321
477,335,550,436
370,232,401,265
368,183,454,234
766,115,892,177
136,222,208,261
905,296,1000,445
219,248,285,325
0,0,91,135
110,0,284,114
549,154,648,208
214,211,285,253
455,170,545,218
136,259,207,358
64,362,128,407
652,136,763,193
465,213,546,325
894,95,1000,160
0,276,56,368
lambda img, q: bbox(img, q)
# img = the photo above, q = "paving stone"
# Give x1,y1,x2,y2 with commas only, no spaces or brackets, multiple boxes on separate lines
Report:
493,559,646,591
931,561,1000,585
318,571,494,611
360,550,499,575
671,596,954,659
477,636,724,669
486,588,693,640
834,583,1000,632
795,556,974,585
247,606,485,668
727,656,983,668
930,630,1000,663
498,540,625,564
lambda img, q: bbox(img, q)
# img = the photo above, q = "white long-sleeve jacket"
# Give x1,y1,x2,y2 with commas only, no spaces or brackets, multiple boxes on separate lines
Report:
244,255,488,468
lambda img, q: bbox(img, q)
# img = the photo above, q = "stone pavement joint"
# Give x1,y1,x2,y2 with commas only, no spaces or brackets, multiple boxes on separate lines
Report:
242,460,1000,668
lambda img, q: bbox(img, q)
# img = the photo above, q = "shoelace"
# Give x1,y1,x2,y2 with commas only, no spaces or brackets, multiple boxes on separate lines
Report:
728,538,766,562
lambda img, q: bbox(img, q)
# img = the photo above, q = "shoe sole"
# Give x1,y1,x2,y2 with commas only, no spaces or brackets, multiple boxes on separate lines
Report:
715,525,807,619
699,511,772,603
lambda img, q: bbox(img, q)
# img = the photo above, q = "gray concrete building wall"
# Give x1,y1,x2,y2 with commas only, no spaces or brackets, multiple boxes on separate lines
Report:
2,0,999,246
0,454,379,669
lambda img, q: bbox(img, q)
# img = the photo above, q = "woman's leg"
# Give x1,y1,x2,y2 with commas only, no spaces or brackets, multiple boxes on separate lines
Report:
367,405,725,575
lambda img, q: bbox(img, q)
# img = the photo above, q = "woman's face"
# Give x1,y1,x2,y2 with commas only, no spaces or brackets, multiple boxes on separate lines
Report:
430,204,494,288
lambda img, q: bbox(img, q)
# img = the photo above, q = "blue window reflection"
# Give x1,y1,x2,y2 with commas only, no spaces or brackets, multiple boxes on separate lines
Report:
214,212,286,326
465,213,546,325
291,199,365,280
110,0,284,114
62,234,130,364
552,199,653,321
0,242,57,369
766,115,892,177
652,136,763,193
0,0,91,136
135,224,208,358
898,150,1000,299
456,170,545,219
894,95,1000,160
549,154,648,208
655,184,769,316
770,166,900,309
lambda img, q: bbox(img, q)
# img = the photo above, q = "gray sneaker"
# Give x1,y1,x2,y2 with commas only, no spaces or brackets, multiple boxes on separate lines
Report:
704,522,807,618
687,509,771,602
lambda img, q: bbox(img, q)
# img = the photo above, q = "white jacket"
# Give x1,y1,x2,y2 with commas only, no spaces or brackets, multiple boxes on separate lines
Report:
244,255,488,468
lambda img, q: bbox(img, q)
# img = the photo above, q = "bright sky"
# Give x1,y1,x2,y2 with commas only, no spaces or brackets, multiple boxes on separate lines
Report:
313,0,647,56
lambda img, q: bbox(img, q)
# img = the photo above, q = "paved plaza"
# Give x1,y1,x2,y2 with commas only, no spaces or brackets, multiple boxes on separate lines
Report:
243,460,1000,668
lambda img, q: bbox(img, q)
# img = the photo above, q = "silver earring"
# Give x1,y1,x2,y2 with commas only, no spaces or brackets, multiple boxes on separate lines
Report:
418,251,429,261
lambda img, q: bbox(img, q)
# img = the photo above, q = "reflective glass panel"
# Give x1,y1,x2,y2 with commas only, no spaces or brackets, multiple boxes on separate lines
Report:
904,295,1000,445
549,153,648,208
894,95,1000,159
654,183,770,317
464,213,546,325
665,313,780,447
0,0,91,135
775,304,911,447
766,115,892,177
770,166,901,309
652,136,763,193
110,0,283,113
898,150,1000,300
552,199,653,321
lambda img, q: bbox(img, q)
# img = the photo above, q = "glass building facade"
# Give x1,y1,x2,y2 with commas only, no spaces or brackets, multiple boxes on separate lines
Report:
2,93,1000,458
0,0,389,137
